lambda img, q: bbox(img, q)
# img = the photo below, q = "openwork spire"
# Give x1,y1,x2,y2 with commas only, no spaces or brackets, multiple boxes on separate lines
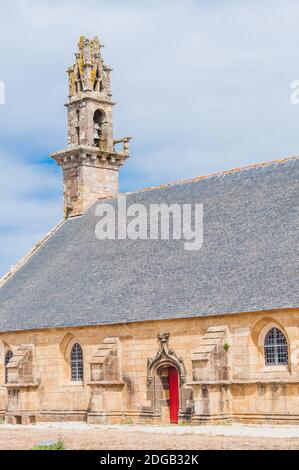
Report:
67,36,112,97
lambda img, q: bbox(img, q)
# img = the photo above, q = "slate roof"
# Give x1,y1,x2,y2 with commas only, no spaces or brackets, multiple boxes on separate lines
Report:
0,157,298,332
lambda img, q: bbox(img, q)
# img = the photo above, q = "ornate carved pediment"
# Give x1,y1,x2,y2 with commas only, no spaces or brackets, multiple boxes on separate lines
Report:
147,333,186,386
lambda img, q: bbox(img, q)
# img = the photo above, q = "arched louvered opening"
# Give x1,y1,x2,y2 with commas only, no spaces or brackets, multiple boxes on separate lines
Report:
93,109,105,147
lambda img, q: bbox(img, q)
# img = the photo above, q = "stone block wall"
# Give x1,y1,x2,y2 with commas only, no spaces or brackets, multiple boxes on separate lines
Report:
0,308,298,424
62,161,118,217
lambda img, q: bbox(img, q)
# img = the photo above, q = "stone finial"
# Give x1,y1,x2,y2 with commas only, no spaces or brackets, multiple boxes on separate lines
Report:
68,35,110,97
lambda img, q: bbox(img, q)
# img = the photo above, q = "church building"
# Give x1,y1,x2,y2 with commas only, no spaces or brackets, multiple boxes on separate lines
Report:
0,36,298,425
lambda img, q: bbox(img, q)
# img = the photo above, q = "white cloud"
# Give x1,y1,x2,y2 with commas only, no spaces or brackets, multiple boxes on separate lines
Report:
0,0,299,274
0,150,62,275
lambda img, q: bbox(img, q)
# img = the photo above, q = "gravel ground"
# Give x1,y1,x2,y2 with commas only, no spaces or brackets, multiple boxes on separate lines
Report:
0,423,299,450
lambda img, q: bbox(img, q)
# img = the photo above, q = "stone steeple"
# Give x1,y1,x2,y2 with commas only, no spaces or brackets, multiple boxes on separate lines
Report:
51,36,131,218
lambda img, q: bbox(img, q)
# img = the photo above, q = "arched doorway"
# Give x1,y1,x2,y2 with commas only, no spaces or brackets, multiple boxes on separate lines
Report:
147,333,187,424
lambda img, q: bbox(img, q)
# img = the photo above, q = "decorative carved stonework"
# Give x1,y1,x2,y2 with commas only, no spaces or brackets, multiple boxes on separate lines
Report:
89,337,121,382
6,345,35,385
147,333,186,386
50,36,132,218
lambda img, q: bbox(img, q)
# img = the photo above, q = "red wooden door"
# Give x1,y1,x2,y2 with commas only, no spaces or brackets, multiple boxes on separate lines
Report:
168,367,179,423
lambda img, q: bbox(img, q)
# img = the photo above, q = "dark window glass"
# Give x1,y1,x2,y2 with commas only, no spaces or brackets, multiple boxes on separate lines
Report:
264,328,288,366
70,343,83,381
5,350,13,383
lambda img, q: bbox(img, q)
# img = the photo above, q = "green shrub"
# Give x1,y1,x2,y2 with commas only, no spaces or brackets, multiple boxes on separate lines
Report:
121,418,133,425
32,440,65,450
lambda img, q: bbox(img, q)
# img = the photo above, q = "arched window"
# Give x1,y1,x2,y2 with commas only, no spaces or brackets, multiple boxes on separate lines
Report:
4,350,13,383
264,328,288,366
70,343,83,381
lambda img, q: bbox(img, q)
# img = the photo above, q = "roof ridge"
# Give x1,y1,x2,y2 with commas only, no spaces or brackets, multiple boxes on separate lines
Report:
122,155,298,197
0,219,66,288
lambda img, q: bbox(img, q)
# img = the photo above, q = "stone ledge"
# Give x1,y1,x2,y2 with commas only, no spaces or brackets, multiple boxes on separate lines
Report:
87,380,125,387
188,379,299,386
191,413,299,425
67,95,116,106
51,145,128,160
4,383,39,389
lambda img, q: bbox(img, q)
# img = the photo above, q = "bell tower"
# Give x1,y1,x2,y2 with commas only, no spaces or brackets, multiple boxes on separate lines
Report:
51,36,131,218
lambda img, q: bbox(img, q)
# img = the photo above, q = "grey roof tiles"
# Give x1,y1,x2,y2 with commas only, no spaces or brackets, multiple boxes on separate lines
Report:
0,158,298,332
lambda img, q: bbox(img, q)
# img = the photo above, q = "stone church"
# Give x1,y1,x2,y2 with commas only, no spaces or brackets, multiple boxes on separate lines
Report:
0,36,298,425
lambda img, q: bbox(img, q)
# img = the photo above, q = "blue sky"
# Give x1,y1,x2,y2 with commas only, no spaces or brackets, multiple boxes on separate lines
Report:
0,0,299,276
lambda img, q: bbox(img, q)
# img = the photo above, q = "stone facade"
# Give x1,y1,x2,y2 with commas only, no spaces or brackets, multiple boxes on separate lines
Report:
0,36,297,427
0,308,298,425
51,36,131,218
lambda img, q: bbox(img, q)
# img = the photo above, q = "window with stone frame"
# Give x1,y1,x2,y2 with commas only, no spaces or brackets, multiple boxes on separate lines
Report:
264,327,288,366
70,343,84,381
4,350,13,383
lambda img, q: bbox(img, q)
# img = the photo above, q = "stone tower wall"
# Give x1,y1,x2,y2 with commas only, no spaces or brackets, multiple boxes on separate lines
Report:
51,36,131,218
